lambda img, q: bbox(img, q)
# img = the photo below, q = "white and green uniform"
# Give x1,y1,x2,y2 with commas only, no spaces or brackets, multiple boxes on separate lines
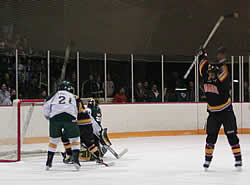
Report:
45,81,81,171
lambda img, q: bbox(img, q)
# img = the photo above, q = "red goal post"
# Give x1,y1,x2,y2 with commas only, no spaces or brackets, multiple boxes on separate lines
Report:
0,99,45,162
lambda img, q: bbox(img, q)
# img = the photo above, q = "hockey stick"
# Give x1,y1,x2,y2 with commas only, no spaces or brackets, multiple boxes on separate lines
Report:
103,144,128,159
59,41,74,82
94,132,128,159
183,12,239,79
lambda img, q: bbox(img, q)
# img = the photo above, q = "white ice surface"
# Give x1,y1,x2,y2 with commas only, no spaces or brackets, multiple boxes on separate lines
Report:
0,135,249,185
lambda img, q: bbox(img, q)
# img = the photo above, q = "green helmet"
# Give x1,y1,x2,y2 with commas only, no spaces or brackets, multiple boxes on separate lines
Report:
58,81,73,93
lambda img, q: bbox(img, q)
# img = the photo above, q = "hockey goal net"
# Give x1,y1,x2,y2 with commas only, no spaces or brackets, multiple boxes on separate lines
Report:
0,99,49,162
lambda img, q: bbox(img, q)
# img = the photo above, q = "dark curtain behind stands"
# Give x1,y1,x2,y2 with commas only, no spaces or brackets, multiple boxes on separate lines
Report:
0,0,248,57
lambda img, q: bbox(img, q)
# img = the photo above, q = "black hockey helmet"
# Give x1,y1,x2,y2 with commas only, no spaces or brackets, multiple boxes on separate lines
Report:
58,81,73,92
217,47,227,55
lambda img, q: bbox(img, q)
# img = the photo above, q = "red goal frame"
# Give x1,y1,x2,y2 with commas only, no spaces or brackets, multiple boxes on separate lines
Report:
0,99,44,162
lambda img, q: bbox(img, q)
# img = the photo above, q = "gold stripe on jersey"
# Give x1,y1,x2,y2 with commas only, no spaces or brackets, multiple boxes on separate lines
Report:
218,65,229,82
77,118,91,124
199,59,208,77
207,98,231,112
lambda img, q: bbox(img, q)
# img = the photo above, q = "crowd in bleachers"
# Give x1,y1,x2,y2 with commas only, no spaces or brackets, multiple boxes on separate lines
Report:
1,54,250,105
0,30,249,105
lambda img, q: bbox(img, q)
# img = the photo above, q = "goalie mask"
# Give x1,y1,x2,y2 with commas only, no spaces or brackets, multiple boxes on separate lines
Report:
87,98,96,108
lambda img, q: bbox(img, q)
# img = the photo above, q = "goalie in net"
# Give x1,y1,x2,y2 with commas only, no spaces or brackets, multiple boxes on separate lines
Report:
61,96,112,163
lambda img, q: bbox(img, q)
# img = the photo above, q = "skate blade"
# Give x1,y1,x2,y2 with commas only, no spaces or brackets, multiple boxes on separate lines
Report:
73,163,81,171
235,166,242,172
45,166,51,171
203,166,209,172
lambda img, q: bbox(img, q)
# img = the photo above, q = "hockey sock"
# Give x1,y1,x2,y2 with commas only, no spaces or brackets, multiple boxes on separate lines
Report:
69,137,81,165
46,137,60,168
231,144,242,162
63,142,72,156
205,143,215,162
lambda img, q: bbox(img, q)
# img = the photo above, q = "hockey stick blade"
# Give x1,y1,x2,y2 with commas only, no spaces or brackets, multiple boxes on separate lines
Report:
104,145,128,159
118,148,128,159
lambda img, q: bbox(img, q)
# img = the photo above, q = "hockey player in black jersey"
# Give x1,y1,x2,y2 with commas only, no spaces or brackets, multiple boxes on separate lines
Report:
199,47,242,170
61,95,104,164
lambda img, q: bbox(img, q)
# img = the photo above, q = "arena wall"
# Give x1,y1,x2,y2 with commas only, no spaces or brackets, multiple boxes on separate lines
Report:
0,103,249,142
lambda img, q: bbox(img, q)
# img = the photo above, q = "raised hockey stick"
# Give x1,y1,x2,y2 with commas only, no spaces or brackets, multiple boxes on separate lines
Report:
183,12,239,79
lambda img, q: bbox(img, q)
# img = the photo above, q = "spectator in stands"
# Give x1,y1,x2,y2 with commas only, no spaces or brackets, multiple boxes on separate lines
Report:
18,72,27,98
187,81,195,102
25,59,32,82
3,72,12,88
148,84,161,102
10,89,16,102
166,88,177,102
96,74,103,97
135,82,145,102
26,78,40,98
143,81,150,102
113,87,127,103
244,81,249,102
81,74,98,98
0,83,12,105
40,90,47,99
104,74,115,97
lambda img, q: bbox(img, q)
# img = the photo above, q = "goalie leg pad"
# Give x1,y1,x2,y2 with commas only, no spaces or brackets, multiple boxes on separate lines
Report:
79,145,96,161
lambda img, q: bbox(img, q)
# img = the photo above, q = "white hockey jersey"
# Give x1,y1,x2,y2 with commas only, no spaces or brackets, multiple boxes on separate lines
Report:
43,90,78,119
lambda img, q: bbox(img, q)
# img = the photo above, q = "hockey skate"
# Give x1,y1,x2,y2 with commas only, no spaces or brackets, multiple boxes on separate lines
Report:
235,161,242,171
61,152,73,164
203,161,211,171
45,152,54,171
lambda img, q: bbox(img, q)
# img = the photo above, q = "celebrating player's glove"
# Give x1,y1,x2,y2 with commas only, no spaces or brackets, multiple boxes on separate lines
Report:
197,47,208,62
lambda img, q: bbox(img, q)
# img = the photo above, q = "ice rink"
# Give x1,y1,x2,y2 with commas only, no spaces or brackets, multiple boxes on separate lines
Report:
0,135,249,185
